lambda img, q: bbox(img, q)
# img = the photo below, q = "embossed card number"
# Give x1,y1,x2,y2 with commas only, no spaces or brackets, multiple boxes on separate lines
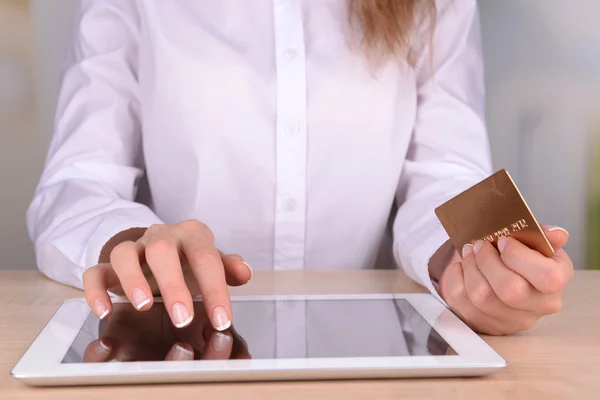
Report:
435,170,554,258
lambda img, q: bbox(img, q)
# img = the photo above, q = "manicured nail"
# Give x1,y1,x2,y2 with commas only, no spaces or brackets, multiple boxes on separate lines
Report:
212,332,232,352
212,306,231,331
242,261,253,280
498,237,508,252
462,244,474,258
172,302,193,328
132,288,151,310
170,344,194,361
546,226,569,236
473,240,485,255
94,300,109,319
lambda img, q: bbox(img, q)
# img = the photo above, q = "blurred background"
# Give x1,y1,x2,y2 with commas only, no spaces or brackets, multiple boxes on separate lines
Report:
0,0,598,271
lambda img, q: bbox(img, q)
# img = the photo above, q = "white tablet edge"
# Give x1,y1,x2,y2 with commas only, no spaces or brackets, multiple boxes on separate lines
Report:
12,294,507,381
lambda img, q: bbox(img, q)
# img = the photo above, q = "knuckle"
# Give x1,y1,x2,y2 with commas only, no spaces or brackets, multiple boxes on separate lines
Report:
499,279,528,306
180,219,208,233
110,241,136,261
470,283,493,308
146,224,164,236
449,284,467,304
541,270,565,294
190,250,221,269
146,237,176,259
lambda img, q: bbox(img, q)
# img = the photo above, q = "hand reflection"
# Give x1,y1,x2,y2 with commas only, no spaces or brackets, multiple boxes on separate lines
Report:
82,303,250,363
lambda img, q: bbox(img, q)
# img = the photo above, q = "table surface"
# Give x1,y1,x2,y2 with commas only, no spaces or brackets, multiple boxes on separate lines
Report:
1,270,599,400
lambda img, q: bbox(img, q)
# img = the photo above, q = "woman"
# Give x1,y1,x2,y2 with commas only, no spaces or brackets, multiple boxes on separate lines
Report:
28,0,573,336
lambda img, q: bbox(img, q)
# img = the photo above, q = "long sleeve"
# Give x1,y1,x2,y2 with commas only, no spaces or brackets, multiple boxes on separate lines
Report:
27,0,162,289
393,0,493,303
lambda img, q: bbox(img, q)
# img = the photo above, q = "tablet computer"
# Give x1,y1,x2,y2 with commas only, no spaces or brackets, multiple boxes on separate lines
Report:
11,294,506,386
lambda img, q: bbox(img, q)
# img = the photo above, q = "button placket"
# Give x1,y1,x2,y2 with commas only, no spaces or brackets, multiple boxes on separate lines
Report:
272,0,308,272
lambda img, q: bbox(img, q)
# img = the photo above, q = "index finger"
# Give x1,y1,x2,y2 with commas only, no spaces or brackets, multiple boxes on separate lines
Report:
498,237,574,295
179,227,232,331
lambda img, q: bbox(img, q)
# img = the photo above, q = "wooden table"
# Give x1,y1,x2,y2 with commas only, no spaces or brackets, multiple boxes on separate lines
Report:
1,270,599,400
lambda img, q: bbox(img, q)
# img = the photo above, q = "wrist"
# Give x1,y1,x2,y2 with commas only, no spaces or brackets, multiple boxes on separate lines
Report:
428,240,460,294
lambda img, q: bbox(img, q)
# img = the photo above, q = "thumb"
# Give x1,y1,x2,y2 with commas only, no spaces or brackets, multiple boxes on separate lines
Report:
541,224,569,252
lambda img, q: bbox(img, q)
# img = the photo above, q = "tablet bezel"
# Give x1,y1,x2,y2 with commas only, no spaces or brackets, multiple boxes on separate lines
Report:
12,294,506,384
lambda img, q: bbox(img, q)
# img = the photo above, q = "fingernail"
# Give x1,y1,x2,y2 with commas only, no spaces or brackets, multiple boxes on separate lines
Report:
132,288,151,310
94,300,109,319
212,332,232,352
242,261,253,280
97,339,111,355
473,240,485,255
172,302,193,328
212,306,231,331
170,344,194,361
547,226,569,236
462,244,474,258
498,237,508,252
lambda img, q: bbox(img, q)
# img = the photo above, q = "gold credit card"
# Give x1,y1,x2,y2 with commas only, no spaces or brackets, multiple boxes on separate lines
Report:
435,169,554,257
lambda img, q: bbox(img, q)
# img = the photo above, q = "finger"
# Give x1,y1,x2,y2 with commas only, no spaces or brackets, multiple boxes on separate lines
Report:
541,224,569,251
497,237,573,296
474,240,534,306
165,343,194,361
219,251,253,286
462,245,506,313
110,241,153,311
144,233,194,329
475,240,561,314
83,264,119,319
462,244,538,332
201,331,234,360
439,261,505,335
83,338,113,363
179,223,232,331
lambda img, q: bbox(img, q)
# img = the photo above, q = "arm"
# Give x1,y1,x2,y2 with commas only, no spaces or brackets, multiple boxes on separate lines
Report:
393,0,492,302
27,0,162,289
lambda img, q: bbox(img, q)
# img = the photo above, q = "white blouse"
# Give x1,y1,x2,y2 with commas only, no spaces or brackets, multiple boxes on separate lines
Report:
27,0,492,303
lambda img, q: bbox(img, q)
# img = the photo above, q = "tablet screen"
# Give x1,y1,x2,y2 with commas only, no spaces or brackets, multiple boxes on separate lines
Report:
62,299,455,363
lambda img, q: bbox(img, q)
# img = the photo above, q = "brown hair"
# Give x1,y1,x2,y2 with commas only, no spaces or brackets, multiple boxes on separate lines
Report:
349,0,437,65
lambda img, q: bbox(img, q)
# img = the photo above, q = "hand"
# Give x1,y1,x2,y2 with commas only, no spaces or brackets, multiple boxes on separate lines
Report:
439,225,574,335
82,303,250,362
82,220,253,330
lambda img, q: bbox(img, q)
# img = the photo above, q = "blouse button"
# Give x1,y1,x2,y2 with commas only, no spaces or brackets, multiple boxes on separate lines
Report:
284,48,299,61
284,198,297,212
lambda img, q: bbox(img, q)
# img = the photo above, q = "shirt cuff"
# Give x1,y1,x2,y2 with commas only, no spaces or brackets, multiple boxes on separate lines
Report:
394,221,450,308
81,209,164,268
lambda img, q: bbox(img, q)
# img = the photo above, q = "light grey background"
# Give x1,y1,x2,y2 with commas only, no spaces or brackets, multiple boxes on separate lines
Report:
1,0,598,270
